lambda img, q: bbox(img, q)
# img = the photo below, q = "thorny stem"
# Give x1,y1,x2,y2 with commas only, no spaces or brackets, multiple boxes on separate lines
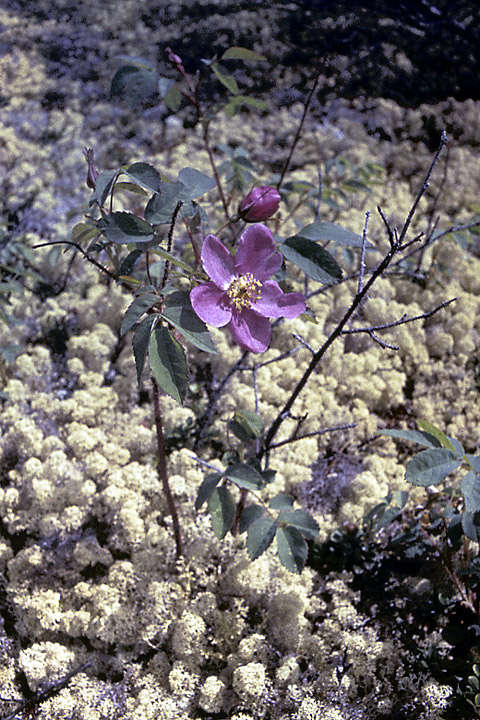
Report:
152,377,182,558
259,134,449,461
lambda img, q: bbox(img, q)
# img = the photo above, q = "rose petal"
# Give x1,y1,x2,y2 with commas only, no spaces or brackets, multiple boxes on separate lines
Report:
228,308,271,353
190,283,232,327
201,234,235,289
252,280,306,318
235,224,282,281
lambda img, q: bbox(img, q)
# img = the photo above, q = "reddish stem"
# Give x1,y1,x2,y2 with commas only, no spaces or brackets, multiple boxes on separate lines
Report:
152,377,182,558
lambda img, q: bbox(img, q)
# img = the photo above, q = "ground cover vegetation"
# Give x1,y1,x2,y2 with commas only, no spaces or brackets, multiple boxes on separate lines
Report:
1,2,480,718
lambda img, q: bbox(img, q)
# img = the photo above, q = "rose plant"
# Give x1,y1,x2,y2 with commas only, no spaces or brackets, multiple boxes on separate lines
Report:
38,45,457,574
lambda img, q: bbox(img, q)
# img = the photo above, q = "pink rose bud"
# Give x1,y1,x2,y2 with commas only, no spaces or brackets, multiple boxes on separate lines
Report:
166,46,184,70
238,186,281,222
84,147,99,190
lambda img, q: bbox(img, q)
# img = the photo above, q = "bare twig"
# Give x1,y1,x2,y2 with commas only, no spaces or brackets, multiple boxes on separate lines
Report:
2,663,91,720
341,298,456,338
269,423,356,450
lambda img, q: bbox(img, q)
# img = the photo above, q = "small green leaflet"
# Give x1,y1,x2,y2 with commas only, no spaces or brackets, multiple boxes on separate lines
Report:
278,509,319,540
100,212,154,244
124,162,162,192
280,236,342,284
149,326,188,403
133,315,156,383
224,463,264,491
276,526,308,574
379,428,442,448
239,504,265,533
405,448,462,486
211,62,239,95
208,485,235,539
227,409,264,442
461,470,480,514
247,516,277,560
121,293,158,336
195,472,223,511
162,291,217,353
298,221,369,248
221,47,266,62
416,419,457,454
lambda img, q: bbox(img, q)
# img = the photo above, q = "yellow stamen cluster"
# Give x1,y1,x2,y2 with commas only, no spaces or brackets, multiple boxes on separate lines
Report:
227,273,262,311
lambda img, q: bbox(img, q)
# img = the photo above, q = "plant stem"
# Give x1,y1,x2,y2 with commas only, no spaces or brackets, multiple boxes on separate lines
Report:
152,377,182,558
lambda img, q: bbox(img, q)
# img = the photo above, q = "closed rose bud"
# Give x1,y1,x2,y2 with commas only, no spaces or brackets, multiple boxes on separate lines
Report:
84,147,99,190
238,186,281,222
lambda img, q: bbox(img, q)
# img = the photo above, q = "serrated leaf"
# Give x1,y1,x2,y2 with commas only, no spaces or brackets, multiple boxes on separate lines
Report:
178,168,217,198
195,472,222,511
462,510,480,542
164,82,181,111
208,485,235,539
151,247,191,273
92,170,118,207
133,315,156,384
211,61,240,95
111,64,157,106
239,504,265,533
466,455,480,473
405,448,461,486
223,95,269,116
269,494,294,510
222,47,266,62
162,291,217,353
298,221,368,248
121,293,158,336
276,526,308,573
149,326,188,403
227,409,264,442
124,162,162,192
281,236,342,284
71,223,98,245
379,428,442,448
224,463,264,491
417,419,457,454
247,516,277,560
461,471,480,513
278,509,319,540
100,212,154,244
144,182,197,225
118,249,143,277
114,181,148,195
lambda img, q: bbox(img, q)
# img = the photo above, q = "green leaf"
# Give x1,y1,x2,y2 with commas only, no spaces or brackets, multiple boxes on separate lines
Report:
124,162,162,192
118,249,143,277
114,181,148,195
269,494,294,510
121,293,158,336
378,428,442,448
133,315,156,384
177,168,217,198
144,182,196,225
462,511,480,542
278,509,319,540
221,47,266,62
461,471,480,513
92,170,118,207
223,95,268,116
298,221,369,248
276,526,308,573
405,448,462,486
151,247,192,273
224,463,264,491
247,516,277,560
100,212,154,244
71,223,98,245
162,291,217,353
417,419,457,454
227,409,264,442
211,61,240,95
164,82,181,112
281,236,342,284
149,326,188,403
467,455,480,473
208,485,235,539
195,472,222,511
239,504,265,533
111,64,157,106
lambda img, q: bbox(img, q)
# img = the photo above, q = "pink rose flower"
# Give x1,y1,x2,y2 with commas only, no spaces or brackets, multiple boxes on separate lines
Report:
190,224,306,353
238,186,281,222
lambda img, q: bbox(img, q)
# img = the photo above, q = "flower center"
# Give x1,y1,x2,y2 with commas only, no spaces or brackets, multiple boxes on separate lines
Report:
227,273,262,311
